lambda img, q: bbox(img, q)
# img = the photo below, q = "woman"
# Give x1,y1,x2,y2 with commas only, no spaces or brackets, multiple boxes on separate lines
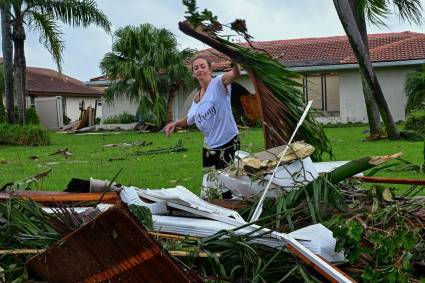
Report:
164,55,241,170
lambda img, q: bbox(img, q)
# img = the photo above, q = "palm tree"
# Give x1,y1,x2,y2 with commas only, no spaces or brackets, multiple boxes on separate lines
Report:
405,66,425,114
1,0,110,125
333,0,423,140
1,2,13,124
100,23,194,127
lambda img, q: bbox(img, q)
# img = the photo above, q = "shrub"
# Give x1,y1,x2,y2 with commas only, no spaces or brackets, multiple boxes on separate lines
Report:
25,107,40,125
102,112,137,124
13,106,40,125
0,124,50,146
0,104,6,123
404,111,425,135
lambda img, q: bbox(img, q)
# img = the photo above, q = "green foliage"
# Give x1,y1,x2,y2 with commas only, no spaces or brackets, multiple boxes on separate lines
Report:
0,124,50,146
182,1,332,160
0,199,61,282
182,0,219,27
102,112,137,124
404,110,425,136
405,67,425,114
136,94,167,126
13,106,40,125
100,23,194,127
0,102,6,123
334,220,365,263
356,0,423,26
128,204,153,230
24,107,40,125
333,203,421,282
13,0,111,72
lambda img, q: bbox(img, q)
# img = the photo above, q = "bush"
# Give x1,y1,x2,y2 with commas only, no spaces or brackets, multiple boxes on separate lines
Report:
0,124,50,146
404,110,425,135
400,111,425,141
13,106,40,125
0,104,6,123
102,112,137,124
25,107,40,125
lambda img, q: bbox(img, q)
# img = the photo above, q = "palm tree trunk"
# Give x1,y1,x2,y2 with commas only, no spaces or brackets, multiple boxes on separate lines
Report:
1,3,14,124
166,82,179,123
12,6,26,125
334,0,400,139
349,0,383,136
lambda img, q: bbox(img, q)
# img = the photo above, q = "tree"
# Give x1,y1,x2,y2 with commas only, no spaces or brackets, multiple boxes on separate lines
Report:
349,0,382,136
405,66,425,114
1,2,13,123
100,23,194,127
333,0,423,139
1,0,110,125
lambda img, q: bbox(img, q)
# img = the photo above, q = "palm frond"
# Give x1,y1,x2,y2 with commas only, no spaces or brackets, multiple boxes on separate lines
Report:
392,0,423,24
27,11,64,72
31,0,111,33
222,40,333,160
405,66,425,114
356,0,423,26
357,0,389,26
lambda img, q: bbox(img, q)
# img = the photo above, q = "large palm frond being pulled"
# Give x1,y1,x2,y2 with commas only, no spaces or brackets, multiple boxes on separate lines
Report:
179,16,332,160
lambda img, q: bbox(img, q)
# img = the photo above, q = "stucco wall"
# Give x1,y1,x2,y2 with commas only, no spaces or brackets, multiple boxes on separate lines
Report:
101,96,139,122
339,65,417,123
65,97,101,122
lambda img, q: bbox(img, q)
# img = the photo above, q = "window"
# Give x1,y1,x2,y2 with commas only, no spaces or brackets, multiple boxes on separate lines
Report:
303,74,340,112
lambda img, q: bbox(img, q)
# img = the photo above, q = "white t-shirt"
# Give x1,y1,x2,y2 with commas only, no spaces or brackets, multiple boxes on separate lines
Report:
187,75,239,148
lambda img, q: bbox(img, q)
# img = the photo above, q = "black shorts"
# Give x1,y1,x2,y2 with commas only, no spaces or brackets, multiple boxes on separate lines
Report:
203,135,240,169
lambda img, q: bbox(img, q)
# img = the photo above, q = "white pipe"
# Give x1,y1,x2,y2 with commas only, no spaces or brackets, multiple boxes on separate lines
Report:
250,100,314,222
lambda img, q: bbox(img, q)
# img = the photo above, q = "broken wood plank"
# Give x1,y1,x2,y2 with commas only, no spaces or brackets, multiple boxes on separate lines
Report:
0,190,120,204
354,176,425,186
27,206,202,283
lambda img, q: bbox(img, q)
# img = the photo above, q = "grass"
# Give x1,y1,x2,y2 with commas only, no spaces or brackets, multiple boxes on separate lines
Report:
0,126,424,195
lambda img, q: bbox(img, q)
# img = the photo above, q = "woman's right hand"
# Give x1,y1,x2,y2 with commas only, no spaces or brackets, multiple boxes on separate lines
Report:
164,121,176,136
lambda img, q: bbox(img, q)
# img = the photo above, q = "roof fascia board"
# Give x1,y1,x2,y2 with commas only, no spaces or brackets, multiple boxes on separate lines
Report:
86,59,424,85
289,59,425,72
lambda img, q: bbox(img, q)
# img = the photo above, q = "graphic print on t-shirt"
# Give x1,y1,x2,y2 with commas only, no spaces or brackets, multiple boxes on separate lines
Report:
195,101,218,131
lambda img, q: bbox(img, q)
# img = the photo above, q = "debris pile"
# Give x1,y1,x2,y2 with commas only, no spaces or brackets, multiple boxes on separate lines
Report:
1,144,424,282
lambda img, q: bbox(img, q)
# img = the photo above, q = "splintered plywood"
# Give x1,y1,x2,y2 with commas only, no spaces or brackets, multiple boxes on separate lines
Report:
28,206,202,283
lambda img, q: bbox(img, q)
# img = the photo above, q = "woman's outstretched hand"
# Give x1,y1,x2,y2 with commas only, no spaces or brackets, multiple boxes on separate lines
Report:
164,121,176,136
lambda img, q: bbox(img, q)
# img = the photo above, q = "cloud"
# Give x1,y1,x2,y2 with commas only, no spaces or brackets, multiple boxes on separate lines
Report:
3,0,425,81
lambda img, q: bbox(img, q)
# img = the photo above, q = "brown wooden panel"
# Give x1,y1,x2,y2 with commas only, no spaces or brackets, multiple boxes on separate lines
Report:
27,206,202,283
0,190,120,204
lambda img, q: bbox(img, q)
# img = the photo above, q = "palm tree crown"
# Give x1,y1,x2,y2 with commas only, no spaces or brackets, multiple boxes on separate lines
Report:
100,23,194,126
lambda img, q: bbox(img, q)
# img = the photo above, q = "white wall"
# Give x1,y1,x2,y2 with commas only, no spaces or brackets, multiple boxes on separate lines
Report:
65,97,101,122
339,65,417,123
101,95,139,121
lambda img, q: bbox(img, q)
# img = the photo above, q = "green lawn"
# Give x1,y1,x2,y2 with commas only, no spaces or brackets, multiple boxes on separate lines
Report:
0,126,424,194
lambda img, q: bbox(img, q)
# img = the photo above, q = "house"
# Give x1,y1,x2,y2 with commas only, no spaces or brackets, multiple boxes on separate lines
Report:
1,58,103,122
87,31,425,124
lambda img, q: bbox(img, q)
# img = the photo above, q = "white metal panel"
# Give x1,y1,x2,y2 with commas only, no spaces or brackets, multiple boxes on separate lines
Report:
34,96,63,130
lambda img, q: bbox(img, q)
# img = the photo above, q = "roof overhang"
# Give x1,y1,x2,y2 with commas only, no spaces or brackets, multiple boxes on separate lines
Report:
27,91,103,98
289,59,425,73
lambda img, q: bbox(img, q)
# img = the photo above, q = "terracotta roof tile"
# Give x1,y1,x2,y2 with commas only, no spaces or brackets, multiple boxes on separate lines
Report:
198,31,424,71
341,34,425,63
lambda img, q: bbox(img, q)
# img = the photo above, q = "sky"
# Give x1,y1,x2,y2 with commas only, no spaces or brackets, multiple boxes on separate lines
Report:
8,0,425,81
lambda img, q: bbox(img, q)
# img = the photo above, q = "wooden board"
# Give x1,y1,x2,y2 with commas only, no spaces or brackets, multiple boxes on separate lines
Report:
27,206,202,283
